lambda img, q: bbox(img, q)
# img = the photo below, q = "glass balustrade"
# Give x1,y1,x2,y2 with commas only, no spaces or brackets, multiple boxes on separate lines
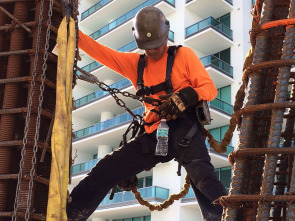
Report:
74,78,132,108
89,0,175,40
81,61,103,72
117,41,137,52
200,54,233,77
100,186,169,206
81,0,112,20
72,158,100,174
209,97,233,114
185,16,232,39
73,106,145,139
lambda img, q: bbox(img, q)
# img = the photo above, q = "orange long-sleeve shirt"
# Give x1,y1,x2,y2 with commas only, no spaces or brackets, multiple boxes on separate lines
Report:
79,31,217,133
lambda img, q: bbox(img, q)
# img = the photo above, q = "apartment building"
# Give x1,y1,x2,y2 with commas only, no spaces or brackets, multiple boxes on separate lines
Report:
69,0,253,220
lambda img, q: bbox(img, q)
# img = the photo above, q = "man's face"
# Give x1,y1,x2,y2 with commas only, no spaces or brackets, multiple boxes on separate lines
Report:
145,38,168,61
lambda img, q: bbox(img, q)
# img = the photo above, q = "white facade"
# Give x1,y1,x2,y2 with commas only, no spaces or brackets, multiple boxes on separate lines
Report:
70,0,253,220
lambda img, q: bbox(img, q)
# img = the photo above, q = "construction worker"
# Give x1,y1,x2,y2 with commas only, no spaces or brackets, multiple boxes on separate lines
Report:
67,6,227,221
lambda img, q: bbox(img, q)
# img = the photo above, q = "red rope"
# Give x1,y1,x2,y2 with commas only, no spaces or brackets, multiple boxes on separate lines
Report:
261,18,295,30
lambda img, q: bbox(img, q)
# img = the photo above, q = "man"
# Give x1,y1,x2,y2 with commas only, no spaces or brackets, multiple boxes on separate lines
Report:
67,6,227,221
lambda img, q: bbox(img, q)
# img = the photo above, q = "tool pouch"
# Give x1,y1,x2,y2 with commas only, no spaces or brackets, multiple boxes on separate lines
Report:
195,100,211,125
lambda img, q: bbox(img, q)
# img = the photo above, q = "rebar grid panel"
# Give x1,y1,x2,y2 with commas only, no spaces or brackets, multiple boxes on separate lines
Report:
0,2,30,219
0,0,71,220
241,2,291,219
257,0,295,219
220,0,295,220
223,0,275,219
285,77,295,219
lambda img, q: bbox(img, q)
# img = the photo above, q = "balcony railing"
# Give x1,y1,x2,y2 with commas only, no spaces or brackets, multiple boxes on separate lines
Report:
209,97,233,115
74,78,132,108
89,0,175,40
73,106,145,140
185,16,233,40
81,0,112,21
99,186,169,207
72,158,100,174
77,30,174,76
80,61,102,73
118,41,137,52
200,54,233,77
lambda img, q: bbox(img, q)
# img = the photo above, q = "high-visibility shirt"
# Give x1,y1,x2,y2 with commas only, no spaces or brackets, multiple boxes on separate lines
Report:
79,31,217,133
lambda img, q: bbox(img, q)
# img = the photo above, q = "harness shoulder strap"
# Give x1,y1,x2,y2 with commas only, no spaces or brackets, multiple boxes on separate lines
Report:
137,54,146,90
165,45,182,93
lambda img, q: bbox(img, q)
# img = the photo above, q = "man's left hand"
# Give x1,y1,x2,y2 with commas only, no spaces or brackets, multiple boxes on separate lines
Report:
158,86,199,120
158,93,186,120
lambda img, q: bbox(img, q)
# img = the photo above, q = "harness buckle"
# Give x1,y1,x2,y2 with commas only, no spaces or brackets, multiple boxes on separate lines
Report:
178,138,192,147
136,86,151,96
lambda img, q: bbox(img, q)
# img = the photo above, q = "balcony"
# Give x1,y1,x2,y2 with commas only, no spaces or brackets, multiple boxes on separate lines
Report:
80,0,175,31
88,0,175,42
186,0,233,18
200,55,234,89
81,0,113,21
72,158,100,175
73,106,145,141
184,17,233,54
74,79,132,108
209,98,233,115
98,186,169,210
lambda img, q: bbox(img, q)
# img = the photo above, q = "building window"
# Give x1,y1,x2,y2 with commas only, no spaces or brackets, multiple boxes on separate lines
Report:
216,85,231,104
214,167,232,190
213,48,231,65
115,176,152,193
217,13,230,28
146,176,153,187
138,177,144,189
209,125,229,142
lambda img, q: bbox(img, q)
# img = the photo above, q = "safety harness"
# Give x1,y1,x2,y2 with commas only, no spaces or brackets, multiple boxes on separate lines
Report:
135,45,201,176
136,45,182,97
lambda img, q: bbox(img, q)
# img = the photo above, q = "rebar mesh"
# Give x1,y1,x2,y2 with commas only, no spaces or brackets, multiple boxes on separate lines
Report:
221,0,295,220
0,0,75,220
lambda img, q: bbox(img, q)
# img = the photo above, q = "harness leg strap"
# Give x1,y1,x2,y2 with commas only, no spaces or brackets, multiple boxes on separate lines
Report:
177,123,199,176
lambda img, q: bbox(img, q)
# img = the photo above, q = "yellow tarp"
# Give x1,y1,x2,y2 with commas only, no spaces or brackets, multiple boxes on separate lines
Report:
46,16,76,221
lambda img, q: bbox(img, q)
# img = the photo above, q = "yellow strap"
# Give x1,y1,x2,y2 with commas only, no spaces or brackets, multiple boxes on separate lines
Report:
46,16,75,221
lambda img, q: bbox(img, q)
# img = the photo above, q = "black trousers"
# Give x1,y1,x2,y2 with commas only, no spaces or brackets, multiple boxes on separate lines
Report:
67,112,227,221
